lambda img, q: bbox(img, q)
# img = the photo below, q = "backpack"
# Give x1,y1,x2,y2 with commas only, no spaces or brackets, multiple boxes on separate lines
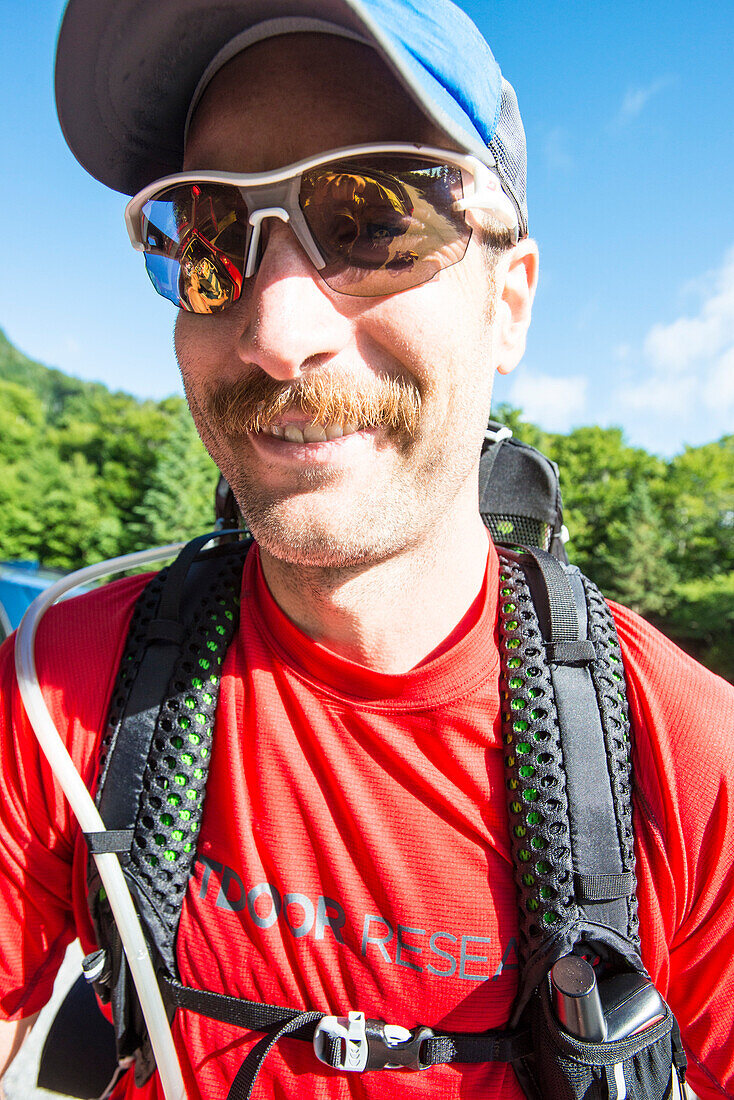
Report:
39,425,687,1100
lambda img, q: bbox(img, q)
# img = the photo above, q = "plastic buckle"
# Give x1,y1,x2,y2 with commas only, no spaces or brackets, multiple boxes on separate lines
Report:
313,1011,433,1072
484,424,513,444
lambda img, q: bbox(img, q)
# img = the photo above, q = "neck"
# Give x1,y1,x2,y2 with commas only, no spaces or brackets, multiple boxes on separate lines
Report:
259,509,491,674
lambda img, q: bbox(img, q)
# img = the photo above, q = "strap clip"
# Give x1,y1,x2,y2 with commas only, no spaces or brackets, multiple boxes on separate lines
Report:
313,1011,433,1072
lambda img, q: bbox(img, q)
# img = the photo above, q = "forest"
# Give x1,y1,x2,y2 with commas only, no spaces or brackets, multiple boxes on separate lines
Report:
1,327,731,680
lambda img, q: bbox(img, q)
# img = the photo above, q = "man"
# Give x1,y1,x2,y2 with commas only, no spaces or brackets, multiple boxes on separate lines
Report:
0,1,732,1098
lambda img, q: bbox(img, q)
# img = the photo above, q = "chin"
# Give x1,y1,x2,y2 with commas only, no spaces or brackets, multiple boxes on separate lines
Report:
248,519,382,569
238,493,405,570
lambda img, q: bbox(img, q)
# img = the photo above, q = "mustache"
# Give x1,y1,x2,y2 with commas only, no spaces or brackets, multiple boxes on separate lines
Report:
203,370,422,437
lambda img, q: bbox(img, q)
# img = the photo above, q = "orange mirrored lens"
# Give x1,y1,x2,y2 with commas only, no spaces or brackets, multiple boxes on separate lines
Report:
299,155,470,296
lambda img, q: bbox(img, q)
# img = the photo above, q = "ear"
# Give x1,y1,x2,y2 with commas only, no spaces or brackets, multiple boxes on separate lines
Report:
494,238,539,375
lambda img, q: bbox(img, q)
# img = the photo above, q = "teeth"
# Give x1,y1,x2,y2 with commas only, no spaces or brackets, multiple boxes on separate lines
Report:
261,421,360,442
303,423,327,443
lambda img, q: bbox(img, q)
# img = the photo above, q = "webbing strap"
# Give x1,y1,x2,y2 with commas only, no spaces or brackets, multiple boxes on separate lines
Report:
162,977,533,1098
576,872,635,903
226,1019,534,1098
226,1012,324,1100
521,547,580,644
84,829,133,855
163,978,307,1033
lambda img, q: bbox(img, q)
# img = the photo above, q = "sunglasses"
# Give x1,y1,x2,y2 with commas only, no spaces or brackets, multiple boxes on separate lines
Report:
125,143,520,312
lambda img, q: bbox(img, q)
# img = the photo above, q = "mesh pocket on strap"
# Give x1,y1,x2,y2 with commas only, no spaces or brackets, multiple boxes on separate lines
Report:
524,984,678,1100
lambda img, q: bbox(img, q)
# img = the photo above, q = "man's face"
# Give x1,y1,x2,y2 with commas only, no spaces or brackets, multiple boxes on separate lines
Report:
175,34,508,568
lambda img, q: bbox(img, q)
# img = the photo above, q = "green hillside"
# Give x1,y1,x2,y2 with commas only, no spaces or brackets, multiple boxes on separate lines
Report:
0,328,218,568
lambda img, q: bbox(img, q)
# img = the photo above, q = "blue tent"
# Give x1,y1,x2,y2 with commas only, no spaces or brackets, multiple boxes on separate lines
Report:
0,562,65,641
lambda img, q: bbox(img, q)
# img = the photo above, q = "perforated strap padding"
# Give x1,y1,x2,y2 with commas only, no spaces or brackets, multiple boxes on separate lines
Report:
496,549,580,958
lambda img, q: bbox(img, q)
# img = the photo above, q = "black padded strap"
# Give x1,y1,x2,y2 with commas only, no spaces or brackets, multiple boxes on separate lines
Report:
525,549,630,935
96,530,247,836
499,548,634,956
145,619,185,645
84,829,134,854
97,630,181,832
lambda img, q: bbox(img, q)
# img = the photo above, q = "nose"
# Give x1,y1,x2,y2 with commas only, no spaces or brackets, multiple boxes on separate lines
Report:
235,218,354,381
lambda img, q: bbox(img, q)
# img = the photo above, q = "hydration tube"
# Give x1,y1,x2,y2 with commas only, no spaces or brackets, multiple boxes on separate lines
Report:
15,544,188,1100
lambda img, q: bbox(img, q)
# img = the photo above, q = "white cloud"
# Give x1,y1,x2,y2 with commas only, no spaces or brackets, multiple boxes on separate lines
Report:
507,370,588,433
616,77,673,123
617,246,734,428
702,345,734,412
644,249,734,371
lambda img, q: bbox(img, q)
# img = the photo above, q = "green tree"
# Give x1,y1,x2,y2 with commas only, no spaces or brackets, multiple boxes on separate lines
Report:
130,402,219,547
657,436,733,581
602,481,676,618
0,380,44,464
542,427,667,597
664,573,734,681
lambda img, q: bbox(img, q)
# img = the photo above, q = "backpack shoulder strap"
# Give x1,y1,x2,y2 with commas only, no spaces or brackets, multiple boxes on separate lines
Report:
496,546,642,1025
86,532,251,1078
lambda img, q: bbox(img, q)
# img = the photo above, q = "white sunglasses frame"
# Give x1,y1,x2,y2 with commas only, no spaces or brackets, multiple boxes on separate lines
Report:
125,142,520,294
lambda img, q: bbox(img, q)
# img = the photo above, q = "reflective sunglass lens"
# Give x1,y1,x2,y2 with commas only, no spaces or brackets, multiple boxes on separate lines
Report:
140,183,248,313
299,156,471,297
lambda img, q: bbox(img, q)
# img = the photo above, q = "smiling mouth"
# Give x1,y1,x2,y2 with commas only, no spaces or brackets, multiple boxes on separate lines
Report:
258,421,360,443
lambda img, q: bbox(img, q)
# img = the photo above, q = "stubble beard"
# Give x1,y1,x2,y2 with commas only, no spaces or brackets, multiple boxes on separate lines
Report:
187,368,435,569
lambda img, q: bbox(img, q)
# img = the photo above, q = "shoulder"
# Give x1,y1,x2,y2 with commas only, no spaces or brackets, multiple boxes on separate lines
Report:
609,599,733,782
609,599,734,906
0,572,154,777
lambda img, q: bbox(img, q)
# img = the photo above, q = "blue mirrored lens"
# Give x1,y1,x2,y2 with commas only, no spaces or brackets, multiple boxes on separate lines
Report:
144,253,182,306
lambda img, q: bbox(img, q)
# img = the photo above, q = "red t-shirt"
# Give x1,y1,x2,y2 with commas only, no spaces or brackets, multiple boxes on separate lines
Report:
0,542,732,1099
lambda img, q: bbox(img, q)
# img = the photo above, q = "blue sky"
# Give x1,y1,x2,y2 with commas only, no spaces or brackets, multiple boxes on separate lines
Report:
0,0,732,456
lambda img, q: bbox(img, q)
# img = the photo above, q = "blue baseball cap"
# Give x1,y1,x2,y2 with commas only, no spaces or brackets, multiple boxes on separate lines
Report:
55,0,528,234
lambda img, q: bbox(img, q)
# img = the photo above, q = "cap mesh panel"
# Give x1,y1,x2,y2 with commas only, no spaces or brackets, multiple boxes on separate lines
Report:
488,78,528,235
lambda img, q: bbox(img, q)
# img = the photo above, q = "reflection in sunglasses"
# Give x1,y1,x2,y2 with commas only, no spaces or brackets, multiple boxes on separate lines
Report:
179,235,241,314
304,164,469,295
302,168,414,273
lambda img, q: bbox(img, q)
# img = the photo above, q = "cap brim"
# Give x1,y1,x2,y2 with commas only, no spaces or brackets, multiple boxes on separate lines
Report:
55,0,492,196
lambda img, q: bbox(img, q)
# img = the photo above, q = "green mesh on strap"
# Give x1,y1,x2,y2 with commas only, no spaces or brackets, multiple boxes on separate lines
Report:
129,551,245,930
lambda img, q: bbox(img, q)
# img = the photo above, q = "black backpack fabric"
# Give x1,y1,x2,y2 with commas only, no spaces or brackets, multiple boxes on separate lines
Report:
38,428,687,1100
